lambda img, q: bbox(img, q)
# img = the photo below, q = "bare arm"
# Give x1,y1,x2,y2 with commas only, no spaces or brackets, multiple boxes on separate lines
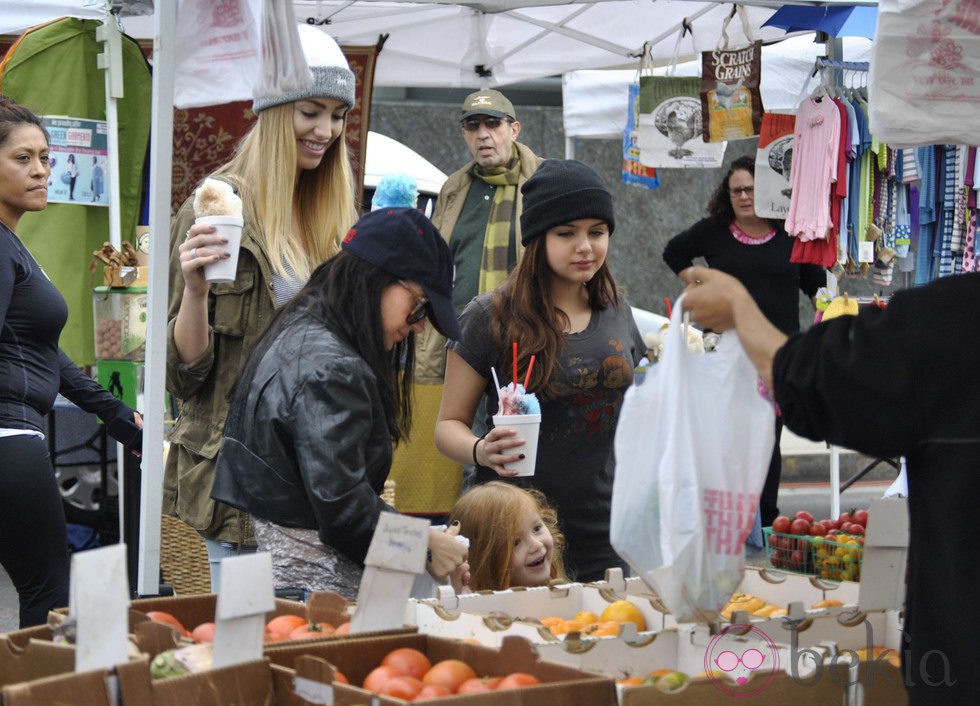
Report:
172,222,223,363
434,350,524,478
679,266,788,390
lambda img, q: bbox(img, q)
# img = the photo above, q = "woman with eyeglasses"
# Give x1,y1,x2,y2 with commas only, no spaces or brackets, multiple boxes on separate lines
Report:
662,155,825,529
211,208,470,599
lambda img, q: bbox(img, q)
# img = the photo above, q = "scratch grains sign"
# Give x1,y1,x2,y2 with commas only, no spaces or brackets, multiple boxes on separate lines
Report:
701,41,764,142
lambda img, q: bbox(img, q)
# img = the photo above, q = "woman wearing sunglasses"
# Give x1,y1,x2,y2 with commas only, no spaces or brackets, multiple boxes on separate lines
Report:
662,156,825,532
211,208,469,599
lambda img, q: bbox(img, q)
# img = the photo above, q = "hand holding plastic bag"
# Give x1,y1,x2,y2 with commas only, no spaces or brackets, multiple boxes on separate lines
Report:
611,296,774,622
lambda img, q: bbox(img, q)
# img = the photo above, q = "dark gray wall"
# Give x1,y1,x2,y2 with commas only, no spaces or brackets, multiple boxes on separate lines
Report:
370,100,891,329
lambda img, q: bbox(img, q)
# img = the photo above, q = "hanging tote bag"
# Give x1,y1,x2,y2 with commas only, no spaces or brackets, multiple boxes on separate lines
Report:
637,25,727,169
754,111,797,219
610,299,775,623
700,6,764,142
623,46,660,189
869,0,980,146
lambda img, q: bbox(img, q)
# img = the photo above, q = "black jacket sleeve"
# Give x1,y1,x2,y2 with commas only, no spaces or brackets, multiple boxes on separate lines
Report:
662,219,709,274
58,349,133,425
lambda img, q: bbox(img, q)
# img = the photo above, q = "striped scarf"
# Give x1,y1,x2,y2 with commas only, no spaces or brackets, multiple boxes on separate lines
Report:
474,150,521,293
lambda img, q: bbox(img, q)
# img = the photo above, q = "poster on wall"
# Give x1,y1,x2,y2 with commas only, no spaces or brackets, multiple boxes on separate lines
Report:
42,116,109,207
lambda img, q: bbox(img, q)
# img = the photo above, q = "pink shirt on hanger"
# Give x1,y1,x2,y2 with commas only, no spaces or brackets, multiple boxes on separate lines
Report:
785,96,842,242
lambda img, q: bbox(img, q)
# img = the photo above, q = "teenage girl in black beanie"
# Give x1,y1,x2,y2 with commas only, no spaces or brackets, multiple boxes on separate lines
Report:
435,159,646,582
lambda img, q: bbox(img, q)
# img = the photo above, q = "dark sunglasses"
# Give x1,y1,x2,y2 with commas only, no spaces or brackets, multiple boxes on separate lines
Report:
398,281,430,324
461,116,508,132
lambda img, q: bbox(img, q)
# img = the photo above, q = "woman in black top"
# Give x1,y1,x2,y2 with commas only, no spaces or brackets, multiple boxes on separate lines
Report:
0,95,141,627
663,156,825,528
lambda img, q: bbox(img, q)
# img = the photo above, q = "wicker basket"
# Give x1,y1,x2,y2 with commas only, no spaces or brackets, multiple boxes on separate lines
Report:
159,514,212,595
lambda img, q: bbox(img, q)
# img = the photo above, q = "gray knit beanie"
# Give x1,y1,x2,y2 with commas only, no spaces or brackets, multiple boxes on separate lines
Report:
519,159,615,245
252,24,355,113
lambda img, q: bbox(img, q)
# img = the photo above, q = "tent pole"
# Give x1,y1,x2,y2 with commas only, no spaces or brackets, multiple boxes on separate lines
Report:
822,34,845,93
136,0,177,597
95,16,124,250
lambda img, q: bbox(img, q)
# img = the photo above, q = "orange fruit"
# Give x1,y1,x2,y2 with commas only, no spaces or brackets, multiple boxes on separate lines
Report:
497,672,541,690
363,665,403,693
574,610,599,624
191,621,215,643
422,659,477,693
589,620,620,637
599,599,647,631
265,614,308,637
382,647,433,680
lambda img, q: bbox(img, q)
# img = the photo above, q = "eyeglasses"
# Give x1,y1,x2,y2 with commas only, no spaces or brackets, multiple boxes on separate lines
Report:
461,116,508,132
398,280,429,324
730,186,755,197
714,648,765,672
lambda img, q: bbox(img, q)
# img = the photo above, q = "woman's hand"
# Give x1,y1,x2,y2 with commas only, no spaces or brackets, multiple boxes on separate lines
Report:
474,427,526,478
426,523,469,583
177,223,224,298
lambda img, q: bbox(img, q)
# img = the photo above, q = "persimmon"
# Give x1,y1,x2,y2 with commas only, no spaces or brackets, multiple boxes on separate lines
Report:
144,611,190,637
588,620,620,637
416,684,453,700
618,676,646,686
497,672,541,690
333,669,349,685
378,675,424,699
574,610,599,624
363,665,403,693
288,622,335,640
599,599,647,631
334,621,351,635
422,659,477,692
382,647,432,680
456,677,495,693
265,614,308,637
191,621,215,643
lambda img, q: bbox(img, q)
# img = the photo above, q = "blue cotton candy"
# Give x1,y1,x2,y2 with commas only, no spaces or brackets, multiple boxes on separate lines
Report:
371,173,419,210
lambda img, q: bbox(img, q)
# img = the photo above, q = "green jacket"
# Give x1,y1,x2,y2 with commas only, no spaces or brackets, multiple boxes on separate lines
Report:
163,196,277,545
415,141,543,384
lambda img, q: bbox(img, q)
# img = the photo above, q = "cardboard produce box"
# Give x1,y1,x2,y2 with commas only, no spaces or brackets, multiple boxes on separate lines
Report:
0,635,76,689
265,632,617,705
411,570,671,646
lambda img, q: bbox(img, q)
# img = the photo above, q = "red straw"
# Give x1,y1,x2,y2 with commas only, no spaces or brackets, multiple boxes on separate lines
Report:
512,342,518,390
664,297,672,318
523,354,536,389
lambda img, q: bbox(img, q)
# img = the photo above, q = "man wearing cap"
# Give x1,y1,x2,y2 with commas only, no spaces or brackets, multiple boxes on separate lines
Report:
392,89,544,519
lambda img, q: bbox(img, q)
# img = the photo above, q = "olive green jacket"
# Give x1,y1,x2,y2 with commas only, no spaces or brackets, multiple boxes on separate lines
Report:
163,196,277,545
415,141,543,384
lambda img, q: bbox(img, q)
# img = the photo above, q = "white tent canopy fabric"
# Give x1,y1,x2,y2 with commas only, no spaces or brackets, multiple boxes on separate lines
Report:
563,34,873,139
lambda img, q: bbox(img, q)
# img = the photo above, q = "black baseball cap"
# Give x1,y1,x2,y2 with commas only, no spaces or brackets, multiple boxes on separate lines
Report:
341,208,462,340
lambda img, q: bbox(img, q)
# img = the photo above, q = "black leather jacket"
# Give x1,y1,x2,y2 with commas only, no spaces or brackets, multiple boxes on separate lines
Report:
211,318,394,566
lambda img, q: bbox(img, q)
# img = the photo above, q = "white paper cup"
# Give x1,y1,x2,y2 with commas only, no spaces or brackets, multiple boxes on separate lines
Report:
491,413,541,477
197,215,244,284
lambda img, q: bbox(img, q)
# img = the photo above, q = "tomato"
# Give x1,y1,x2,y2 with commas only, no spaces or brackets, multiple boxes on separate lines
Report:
379,675,424,699
416,684,453,700
144,611,190,637
265,614,308,637
852,509,869,528
422,659,477,693
807,524,824,537
497,672,541,690
777,536,794,550
191,621,215,643
790,549,806,569
382,647,433,680
333,669,349,685
794,510,815,524
838,512,851,527
333,622,351,635
457,677,495,693
847,524,865,536
771,515,791,534
363,665,403,692
790,518,811,535
618,676,645,686
288,622,335,640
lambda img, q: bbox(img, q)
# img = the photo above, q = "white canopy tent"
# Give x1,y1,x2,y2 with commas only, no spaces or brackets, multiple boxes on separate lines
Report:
0,0,879,596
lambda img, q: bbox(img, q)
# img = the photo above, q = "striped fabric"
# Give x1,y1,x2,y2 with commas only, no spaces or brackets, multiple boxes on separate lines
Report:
474,157,521,294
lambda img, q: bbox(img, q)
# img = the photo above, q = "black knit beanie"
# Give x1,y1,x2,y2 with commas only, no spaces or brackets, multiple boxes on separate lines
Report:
519,159,615,246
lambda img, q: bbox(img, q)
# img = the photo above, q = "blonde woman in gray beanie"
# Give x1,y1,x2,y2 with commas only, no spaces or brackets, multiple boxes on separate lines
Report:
435,159,646,582
166,24,358,589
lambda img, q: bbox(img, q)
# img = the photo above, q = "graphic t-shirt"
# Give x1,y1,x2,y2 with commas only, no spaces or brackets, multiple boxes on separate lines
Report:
449,293,645,581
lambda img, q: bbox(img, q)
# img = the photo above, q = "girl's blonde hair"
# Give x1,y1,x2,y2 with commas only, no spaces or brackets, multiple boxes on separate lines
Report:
213,102,358,280
448,481,567,591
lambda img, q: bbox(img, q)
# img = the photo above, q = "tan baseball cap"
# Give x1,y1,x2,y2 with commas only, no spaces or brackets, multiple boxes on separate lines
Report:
460,89,516,121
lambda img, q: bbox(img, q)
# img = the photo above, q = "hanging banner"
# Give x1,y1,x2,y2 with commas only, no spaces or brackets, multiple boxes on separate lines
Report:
700,40,764,142
42,116,109,207
623,82,660,189
637,76,727,169
754,112,796,219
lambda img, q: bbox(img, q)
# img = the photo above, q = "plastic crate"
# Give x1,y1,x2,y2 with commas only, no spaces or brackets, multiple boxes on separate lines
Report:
762,527,816,575
811,535,864,582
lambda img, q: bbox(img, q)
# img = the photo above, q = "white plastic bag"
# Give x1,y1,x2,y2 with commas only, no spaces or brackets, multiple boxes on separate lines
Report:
611,298,774,623
869,0,980,147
